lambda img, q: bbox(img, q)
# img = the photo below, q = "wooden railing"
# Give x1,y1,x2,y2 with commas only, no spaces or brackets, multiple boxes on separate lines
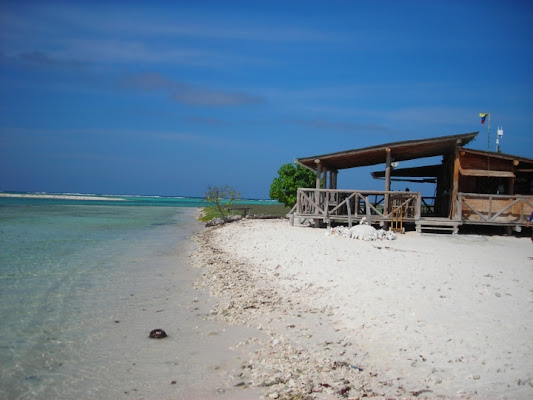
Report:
292,189,533,229
296,188,421,226
456,193,533,224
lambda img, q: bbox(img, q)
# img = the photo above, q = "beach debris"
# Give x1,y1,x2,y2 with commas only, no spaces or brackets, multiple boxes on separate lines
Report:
205,215,242,227
325,226,350,237
326,225,396,241
206,217,227,227
339,386,351,396
377,229,397,240
149,328,167,339
411,389,433,396
348,225,378,240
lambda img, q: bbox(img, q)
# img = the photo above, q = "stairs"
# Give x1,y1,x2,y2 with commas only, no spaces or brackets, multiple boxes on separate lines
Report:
416,217,461,234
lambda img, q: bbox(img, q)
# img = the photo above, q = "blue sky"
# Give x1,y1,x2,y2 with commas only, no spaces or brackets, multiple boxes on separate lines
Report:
1,1,532,199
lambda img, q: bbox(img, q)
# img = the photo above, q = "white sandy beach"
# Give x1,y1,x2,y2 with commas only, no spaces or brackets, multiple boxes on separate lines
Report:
193,218,533,399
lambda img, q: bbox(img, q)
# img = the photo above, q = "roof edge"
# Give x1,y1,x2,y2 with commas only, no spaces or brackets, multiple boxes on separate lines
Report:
296,132,478,163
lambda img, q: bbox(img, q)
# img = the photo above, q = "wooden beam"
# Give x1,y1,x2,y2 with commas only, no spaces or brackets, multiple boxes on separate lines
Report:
384,148,391,226
315,159,322,189
384,148,392,191
365,196,372,224
459,168,515,178
451,147,460,219
346,197,352,228
314,160,321,227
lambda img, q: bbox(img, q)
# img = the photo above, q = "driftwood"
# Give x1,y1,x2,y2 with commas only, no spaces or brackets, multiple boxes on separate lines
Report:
205,215,242,227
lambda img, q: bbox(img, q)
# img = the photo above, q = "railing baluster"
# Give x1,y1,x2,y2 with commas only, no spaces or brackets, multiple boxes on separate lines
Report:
295,189,532,227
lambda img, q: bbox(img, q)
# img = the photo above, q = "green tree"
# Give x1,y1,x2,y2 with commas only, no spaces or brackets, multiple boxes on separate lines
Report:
205,185,241,217
269,163,316,208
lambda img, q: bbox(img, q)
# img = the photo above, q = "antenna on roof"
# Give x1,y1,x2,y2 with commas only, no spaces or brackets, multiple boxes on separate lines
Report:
496,126,503,153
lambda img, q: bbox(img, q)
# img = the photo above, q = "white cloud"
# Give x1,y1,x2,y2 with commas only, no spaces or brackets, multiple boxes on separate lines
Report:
121,72,265,107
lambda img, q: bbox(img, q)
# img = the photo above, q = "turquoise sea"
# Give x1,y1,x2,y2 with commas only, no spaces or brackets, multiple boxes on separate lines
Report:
0,194,274,399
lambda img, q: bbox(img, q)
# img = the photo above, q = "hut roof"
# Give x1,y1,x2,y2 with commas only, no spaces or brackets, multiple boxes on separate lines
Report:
459,148,533,166
296,132,478,171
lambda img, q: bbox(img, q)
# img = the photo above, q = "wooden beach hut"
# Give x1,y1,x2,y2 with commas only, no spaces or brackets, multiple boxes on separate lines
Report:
291,132,533,234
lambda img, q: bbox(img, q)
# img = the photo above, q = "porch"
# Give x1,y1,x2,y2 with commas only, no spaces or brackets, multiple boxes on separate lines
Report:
291,188,533,234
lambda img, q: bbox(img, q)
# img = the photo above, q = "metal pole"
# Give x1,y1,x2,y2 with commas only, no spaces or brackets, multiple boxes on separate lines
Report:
487,113,491,151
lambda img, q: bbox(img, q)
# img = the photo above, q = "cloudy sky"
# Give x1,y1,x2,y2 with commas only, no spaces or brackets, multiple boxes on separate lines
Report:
1,1,532,198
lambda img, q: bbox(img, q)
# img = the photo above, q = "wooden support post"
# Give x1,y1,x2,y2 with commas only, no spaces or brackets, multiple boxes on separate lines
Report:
415,193,421,220
450,146,461,220
347,198,352,228
365,196,372,224
384,148,391,229
315,160,321,189
384,148,392,192
315,159,321,228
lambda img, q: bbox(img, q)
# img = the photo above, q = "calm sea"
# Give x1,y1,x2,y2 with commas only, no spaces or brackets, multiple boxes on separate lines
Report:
0,194,274,399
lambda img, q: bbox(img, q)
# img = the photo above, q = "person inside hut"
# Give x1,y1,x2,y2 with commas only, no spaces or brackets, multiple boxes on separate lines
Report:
527,211,533,243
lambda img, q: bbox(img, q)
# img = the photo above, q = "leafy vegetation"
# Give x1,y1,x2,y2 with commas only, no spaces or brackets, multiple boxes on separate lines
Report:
198,204,290,222
204,185,241,217
269,163,316,208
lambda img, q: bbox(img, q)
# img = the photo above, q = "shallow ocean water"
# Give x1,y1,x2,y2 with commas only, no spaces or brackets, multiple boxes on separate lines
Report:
0,198,260,399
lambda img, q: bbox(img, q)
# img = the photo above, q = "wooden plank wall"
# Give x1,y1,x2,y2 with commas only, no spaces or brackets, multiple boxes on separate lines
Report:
459,152,514,171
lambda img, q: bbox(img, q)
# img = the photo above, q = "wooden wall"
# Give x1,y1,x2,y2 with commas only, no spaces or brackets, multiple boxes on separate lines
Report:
459,152,514,172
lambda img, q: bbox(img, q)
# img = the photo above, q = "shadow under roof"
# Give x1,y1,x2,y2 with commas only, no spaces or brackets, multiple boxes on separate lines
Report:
296,132,479,171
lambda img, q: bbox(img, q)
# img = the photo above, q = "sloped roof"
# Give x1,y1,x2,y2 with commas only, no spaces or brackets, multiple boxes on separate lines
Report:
459,148,533,166
296,132,478,171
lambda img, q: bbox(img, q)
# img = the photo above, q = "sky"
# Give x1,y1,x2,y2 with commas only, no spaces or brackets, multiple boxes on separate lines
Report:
1,1,532,199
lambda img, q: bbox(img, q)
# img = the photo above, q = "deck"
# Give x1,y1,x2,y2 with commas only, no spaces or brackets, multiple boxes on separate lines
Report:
291,188,533,234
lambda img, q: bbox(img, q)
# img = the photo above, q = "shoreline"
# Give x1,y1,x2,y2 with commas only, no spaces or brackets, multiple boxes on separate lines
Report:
192,218,533,399
1,204,271,400
0,193,125,201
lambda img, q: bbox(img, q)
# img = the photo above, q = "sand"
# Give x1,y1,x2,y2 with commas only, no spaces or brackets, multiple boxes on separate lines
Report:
192,218,533,399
